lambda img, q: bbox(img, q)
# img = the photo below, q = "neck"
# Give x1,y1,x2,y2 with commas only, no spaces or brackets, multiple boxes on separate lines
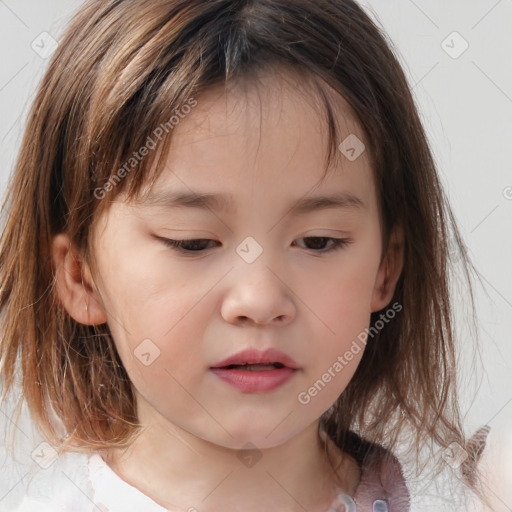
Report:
103,404,360,511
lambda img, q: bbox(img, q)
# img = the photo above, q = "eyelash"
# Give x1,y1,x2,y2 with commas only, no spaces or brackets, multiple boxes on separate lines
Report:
159,236,352,255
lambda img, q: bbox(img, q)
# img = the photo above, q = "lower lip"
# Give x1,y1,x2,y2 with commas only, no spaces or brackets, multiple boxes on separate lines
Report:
210,367,297,393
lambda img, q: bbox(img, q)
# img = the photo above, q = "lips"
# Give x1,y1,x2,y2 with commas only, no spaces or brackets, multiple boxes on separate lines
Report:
210,348,300,393
210,348,300,370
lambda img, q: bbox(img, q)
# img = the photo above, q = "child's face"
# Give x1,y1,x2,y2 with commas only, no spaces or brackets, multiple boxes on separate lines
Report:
85,71,396,449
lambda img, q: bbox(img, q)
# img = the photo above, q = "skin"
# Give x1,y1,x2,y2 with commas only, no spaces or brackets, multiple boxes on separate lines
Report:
52,69,403,512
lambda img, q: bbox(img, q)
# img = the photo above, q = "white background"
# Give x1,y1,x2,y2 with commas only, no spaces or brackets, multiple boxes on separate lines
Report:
0,1,511,510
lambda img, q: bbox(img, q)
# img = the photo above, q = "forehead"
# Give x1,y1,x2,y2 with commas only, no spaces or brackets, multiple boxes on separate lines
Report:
175,68,361,149
134,68,370,200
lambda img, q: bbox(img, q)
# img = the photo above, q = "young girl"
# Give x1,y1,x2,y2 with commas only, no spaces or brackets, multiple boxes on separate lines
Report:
0,0,494,510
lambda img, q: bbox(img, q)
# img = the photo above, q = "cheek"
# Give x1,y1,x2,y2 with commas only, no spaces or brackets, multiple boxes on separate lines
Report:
95,231,197,333
299,243,381,396
105,297,208,424
310,247,381,335
104,285,206,378
93,244,212,392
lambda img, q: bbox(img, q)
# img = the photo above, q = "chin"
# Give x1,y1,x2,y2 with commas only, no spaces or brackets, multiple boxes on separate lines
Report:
200,421,305,451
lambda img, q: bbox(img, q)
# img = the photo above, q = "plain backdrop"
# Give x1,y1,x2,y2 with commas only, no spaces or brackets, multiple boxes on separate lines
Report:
0,1,511,510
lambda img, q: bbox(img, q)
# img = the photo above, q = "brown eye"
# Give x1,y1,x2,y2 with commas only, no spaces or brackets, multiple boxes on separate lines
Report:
293,237,351,253
158,236,351,256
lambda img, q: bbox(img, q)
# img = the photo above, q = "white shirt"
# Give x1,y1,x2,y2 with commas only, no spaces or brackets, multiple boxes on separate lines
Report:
3,453,169,512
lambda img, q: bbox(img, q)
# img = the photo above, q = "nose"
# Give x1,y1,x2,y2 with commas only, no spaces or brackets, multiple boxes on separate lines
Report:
220,261,296,328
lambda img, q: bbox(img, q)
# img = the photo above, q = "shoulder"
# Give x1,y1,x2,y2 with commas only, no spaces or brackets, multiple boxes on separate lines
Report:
17,447,94,512
87,454,168,512
3,451,93,512
0,386,95,511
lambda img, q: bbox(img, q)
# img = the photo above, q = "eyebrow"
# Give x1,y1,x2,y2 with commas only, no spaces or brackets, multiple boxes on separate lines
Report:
138,189,365,215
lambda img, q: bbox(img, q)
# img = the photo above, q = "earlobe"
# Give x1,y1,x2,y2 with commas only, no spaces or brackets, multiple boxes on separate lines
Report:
370,225,404,312
52,233,107,325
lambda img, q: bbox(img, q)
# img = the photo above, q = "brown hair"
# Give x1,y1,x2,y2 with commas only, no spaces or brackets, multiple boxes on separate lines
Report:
0,0,489,507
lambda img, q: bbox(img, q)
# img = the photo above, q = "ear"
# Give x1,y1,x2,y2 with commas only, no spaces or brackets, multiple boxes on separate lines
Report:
370,224,404,312
52,233,107,325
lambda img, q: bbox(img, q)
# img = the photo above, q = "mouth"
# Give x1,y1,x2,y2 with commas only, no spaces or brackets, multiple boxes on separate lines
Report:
209,349,299,393
210,347,300,370
219,362,286,371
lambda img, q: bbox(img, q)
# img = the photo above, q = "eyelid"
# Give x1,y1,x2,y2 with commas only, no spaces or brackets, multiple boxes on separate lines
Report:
155,235,353,256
